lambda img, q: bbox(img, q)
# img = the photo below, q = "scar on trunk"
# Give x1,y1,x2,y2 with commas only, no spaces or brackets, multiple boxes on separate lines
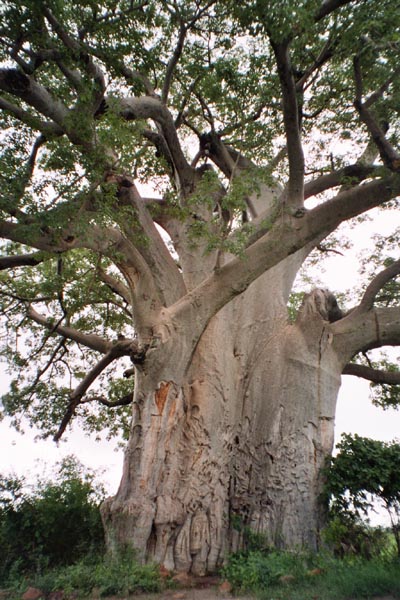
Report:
155,381,171,415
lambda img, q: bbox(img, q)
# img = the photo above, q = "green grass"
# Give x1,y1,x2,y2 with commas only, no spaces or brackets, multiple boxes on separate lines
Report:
4,547,400,600
223,550,400,600
4,553,162,599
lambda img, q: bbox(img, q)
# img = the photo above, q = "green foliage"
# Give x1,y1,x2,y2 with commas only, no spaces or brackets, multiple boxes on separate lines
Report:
223,548,400,599
324,434,400,515
26,553,161,598
0,0,400,442
324,433,400,555
223,548,310,591
0,247,133,439
0,456,105,584
323,513,392,560
287,291,305,322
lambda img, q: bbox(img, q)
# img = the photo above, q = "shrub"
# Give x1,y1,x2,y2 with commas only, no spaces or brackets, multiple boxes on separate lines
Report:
323,513,392,559
0,455,105,584
222,549,310,591
31,553,161,597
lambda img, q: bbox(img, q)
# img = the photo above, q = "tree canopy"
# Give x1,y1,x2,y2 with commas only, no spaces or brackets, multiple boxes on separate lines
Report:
1,0,400,441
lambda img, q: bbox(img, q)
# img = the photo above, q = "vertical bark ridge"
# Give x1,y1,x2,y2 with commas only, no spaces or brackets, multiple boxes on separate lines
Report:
102,267,343,572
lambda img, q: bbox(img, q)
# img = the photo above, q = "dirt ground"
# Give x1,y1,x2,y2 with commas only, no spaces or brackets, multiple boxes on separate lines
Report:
132,588,253,600
131,587,397,600
131,577,255,600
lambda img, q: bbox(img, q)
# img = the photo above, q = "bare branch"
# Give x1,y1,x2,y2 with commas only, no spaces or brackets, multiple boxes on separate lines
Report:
0,252,47,270
304,163,378,199
8,134,47,209
0,96,63,136
26,339,68,401
118,96,194,192
97,267,132,304
357,259,400,313
353,57,400,170
316,244,344,257
343,363,400,385
162,23,187,103
296,38,335,90
81,392,133,407
0,68,69,126
174,75,202,128
218,103,267,137
364,66,400,109
315,0,358,22
42,6,106,103
54,348,126,441
27,305,111,354
271,40,304,207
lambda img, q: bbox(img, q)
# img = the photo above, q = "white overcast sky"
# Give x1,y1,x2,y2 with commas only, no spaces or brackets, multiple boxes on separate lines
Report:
0,208,400,525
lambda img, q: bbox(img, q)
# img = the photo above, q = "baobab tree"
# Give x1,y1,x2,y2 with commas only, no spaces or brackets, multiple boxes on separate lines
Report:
1,0,400,574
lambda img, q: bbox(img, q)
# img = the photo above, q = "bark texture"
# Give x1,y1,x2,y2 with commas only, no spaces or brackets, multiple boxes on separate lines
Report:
101,265,343,574
2,0,400,578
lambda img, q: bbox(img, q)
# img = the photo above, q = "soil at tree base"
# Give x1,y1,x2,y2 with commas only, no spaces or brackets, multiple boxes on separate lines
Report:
128,591,398,600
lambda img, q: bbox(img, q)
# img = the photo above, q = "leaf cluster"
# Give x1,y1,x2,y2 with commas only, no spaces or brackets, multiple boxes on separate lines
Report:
0,247,133,439
324,433,400,516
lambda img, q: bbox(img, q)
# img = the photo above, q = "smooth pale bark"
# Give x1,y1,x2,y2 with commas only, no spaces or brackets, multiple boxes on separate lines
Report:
101,255,343,573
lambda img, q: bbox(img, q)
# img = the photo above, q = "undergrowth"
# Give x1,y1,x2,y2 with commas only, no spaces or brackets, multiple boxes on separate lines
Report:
223,549,400,599
4,553,162,598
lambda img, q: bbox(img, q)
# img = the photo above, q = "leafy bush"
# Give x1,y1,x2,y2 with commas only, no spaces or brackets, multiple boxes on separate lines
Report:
222,548,310,591
323,433,400,556
30,553,161,597
223,549,400,599
323,513,392,559
0,456,105,584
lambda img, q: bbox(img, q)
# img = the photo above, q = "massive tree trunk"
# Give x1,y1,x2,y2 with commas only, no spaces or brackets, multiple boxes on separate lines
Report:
101,257,343,574
2,0,400,579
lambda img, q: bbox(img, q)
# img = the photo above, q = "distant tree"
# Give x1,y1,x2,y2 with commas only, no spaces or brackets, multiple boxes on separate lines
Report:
325,434,400,556
0,456,105,580
1,0,400,573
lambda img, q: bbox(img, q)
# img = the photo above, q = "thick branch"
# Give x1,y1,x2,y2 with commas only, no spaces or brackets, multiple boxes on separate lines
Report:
315,0,358,21
271,41,304,207
162,23,187,103
27,305,111,354
357,259,400,312
120,65,156,96
116,179,187,305
168,173,400,345
0,68,68,126
53,340,136,441
333,306,400,362
343,363,400,385
0,96,63,135
0,215,164,330
353,57,400,170
304,163,378,199
0,252,46,270
117,96,194,192
97,267,132,304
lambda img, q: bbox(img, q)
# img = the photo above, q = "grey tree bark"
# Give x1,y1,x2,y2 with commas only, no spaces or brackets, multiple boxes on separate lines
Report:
101,252,345,574
1,0,400,577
